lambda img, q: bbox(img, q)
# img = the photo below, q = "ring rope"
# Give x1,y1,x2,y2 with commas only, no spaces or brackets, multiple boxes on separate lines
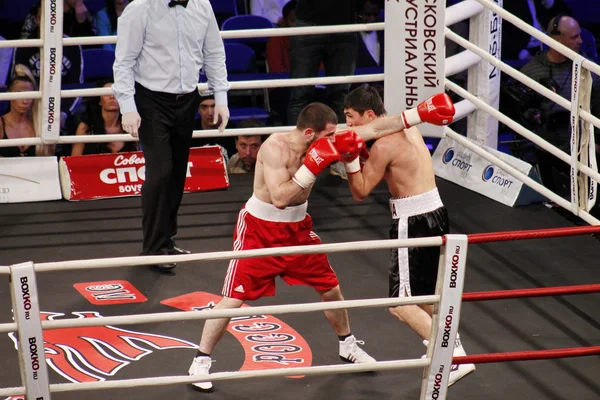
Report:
475,0,600,77
445,83,600,186
444,28,600,131
453,35,596,126
7,226,598,275
0,295,440,334
463,284,600,301
0,358,429,396
453,346,600,365
447,127,600,225
28,236,443,273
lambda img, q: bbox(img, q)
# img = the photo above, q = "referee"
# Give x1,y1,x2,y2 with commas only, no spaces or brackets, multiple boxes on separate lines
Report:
112,0,230,271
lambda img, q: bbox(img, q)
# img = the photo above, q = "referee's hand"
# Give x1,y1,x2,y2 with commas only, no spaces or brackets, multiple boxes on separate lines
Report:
214,105,229,133
122,111,141,137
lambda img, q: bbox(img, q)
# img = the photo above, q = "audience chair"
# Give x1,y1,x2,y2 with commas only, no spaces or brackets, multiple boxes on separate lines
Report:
224,43,270,122
82,48,115,82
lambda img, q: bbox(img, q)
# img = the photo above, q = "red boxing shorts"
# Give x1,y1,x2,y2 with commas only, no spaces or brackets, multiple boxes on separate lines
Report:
222,194,339,301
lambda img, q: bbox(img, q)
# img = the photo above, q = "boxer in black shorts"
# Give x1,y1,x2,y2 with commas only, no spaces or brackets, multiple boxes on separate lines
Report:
339,84,475,386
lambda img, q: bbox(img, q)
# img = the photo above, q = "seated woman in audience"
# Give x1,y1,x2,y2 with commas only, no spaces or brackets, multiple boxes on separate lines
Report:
0,66,53,157
96,0,131,51
71,80,137,156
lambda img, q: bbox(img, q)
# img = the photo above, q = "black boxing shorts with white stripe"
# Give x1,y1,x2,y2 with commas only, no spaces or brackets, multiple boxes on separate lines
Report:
388,188,449,298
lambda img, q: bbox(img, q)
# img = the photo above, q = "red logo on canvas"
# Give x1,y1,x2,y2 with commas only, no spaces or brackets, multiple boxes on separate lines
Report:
73,280,147,305
8,311,196,384
161,292,312,374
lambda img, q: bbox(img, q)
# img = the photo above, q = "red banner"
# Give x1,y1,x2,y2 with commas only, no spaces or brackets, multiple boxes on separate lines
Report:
59,147,229,200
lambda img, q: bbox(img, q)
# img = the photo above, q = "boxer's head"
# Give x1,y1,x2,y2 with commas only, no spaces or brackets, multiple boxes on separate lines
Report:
343,84,386,127
296,102,338,144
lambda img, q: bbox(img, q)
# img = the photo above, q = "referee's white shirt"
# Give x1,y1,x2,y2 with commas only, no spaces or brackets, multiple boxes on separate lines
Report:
112,0,230,114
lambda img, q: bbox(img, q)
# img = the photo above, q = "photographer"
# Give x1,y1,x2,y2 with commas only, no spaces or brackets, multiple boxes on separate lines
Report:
519,14,600,195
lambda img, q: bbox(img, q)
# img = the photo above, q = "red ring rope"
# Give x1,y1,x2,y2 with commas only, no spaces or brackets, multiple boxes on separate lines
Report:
466,225,600,244
463,284,600,302
453,346,600,364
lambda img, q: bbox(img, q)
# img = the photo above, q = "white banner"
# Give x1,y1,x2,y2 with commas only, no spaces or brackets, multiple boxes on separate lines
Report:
433,136,531,207
0,157,62,203
422,235,468,400
384,0,445,138
40,0,63,143
466,0,502,148
10,262,51,400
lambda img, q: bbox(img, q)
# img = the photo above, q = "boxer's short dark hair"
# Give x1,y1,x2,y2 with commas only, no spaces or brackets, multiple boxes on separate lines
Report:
343,84,386,116
296,102,338,132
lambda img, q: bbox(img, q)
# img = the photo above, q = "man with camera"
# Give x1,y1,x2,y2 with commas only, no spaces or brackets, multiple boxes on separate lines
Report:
519,14,600,196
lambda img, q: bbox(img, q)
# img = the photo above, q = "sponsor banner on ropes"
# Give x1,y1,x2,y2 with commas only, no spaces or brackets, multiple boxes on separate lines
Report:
0,157,62,203
433,136,531,207
59,146,229,200
162,292,313,375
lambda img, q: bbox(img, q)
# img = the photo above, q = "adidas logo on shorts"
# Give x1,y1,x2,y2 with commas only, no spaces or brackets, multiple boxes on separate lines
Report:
234,285,245,293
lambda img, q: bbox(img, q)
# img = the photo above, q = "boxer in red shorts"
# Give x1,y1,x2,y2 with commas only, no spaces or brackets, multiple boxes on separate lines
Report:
189,98,455,392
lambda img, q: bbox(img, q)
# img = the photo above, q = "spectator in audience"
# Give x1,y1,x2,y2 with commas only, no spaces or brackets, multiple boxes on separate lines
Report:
228,119,265,174
266,0,296,73
520,14,600,195
228,135,264,174
96,0,131,51
355,0,383,68
12,2,84,122
20,0,97,40
287,0,359,124
71,79,137,156
0,67,53,157
502,0,570,61
0,36,13,89
251,0,289,25
191,93,235,159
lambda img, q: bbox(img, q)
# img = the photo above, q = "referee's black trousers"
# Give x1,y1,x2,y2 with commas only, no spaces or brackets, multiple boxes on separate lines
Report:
135,83,201,255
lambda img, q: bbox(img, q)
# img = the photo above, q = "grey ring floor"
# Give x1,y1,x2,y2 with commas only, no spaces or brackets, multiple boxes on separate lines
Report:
1,173,599,400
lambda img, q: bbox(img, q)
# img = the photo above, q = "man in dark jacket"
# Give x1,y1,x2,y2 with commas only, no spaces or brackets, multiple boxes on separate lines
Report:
520,14,600,194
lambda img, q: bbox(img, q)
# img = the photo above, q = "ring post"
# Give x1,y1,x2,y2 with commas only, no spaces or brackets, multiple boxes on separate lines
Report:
9,261,51,399
421,234,468,400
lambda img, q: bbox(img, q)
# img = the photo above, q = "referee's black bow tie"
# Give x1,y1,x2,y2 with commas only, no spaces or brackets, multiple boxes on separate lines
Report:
168,0,188,8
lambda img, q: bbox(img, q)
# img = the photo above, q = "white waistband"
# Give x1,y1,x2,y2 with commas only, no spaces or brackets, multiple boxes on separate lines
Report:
389,188,443,219
245,194,307,222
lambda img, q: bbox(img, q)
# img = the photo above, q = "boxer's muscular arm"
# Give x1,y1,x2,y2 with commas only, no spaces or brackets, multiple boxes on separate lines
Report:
353,93,456,141
347,140,390,201
262,140,305,209
352,115,405,142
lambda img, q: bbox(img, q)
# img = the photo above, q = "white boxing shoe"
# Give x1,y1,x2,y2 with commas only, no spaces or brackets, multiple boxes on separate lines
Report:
188,356,213,392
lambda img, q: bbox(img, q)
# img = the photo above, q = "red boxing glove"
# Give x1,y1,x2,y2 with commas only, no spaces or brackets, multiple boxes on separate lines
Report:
293,138,340,189
400,93,455,128
331,129,365,174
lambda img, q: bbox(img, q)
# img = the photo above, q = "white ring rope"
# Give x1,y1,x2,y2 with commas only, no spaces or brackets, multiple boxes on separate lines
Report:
475,0,600,77
445,126,600,225
444,79,600,185
23,236,442,273
0,358,429,396
0,295,440,334
444,28,600,131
